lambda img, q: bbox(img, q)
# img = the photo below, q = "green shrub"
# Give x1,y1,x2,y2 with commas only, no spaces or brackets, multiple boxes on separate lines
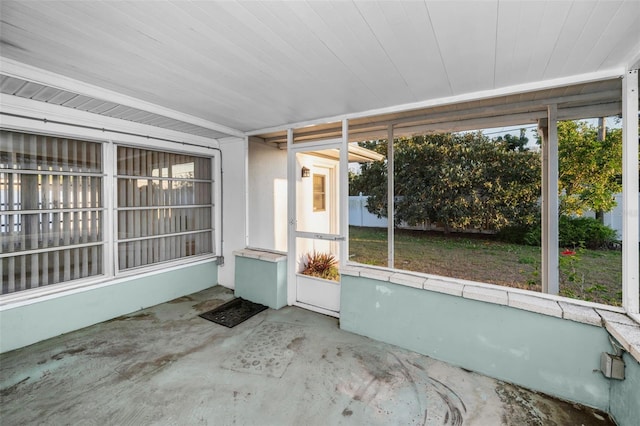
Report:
496,225,533,244
500,216,617,249
524,224,541,246
558,216,617,249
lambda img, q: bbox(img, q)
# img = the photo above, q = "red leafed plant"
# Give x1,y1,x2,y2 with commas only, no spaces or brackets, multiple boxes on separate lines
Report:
301,252,339,281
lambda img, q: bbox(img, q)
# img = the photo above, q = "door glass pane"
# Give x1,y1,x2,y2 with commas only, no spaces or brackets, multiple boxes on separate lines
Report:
295,149,340,234
313,174,326,211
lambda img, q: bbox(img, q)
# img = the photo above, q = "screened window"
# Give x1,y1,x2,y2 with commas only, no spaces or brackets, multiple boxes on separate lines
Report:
116,147,213,270
1,131,104,294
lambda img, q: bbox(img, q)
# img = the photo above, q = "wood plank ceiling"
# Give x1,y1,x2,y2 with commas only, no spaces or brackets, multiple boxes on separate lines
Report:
1,1,639,137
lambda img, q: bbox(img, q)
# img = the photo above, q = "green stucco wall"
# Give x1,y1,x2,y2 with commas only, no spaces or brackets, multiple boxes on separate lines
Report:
340,275,612,411
0,261,218,353
234,256,287,309
610,353,640,426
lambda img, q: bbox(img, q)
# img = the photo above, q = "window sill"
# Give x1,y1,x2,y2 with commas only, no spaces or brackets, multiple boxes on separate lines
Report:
341,263,640,363
234,248,287,263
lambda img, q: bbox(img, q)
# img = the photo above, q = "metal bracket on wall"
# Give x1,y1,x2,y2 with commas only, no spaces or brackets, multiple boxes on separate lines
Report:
600,336,626,380
216,256,225,266
600,352,625,380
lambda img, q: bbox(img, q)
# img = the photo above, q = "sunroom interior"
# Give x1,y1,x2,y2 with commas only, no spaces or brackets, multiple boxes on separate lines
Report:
1,1,639,424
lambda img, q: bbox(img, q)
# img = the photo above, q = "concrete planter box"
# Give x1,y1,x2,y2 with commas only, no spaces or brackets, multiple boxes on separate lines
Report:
234,249,287,309
296,273,340,312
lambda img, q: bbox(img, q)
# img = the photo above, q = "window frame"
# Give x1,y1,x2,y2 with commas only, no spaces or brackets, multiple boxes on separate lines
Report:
0,127,218,300
0,131,107,295
113,143,216,275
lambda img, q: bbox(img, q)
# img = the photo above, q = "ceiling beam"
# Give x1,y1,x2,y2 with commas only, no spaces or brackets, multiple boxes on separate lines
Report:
261,99,622,144
247,68,626,136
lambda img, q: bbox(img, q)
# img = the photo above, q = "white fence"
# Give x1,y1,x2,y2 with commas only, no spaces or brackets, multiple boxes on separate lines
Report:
349,193,639,241
581,193,639,240
349,194,387,228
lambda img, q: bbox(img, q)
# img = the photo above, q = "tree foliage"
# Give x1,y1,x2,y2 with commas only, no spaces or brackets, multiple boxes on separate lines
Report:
494,129,529,152
350,132,541,232
556,120,622,216
349,139,387,196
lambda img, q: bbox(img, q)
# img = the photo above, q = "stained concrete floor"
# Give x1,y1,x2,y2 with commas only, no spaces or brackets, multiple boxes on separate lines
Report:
0,286,615,426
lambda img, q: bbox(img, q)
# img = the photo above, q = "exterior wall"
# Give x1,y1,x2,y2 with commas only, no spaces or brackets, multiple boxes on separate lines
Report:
1,91,224,353
0,261,217,353
247,139,287,251
610,353,640,426
340,274,612,411
217,137,248,289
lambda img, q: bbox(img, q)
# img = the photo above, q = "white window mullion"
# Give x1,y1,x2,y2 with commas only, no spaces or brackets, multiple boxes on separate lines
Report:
7,174,16,253
140,150,148,266
41,147,50,285
105,140,115,278
52,170,59,284
7,256,15,293
19,255,26,291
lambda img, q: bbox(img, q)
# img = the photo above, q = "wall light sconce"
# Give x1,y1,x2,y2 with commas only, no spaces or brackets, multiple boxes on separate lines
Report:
301,166,311,178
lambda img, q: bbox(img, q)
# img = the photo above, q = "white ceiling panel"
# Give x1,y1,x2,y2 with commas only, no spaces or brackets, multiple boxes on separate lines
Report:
425,1,499,95
581,1,640,71
356,1,451,100
540,1,603,78
522,1,574,82
396,1,452,98
1,0,638,135
494,1,544,88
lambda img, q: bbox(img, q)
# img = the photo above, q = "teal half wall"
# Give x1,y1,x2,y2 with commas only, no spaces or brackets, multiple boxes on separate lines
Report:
234,250,287,310
0,260,218,353
610,353,640,426
340,275,612,411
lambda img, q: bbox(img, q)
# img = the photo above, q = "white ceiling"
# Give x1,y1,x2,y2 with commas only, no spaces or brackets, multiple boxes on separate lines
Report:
0,75,227,138
1,1,639,137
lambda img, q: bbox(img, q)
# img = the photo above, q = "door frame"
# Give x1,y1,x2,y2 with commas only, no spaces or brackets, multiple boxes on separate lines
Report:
286,126,349,316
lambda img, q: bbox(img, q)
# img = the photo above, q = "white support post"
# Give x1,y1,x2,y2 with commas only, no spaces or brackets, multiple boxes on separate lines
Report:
387,125,395,269
286,128,296,306
539,104,559,294
243,136,250,249
340,119,349,268
622,69,639,315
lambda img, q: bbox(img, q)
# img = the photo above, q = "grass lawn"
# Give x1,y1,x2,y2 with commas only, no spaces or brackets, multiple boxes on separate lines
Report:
348,226,622,306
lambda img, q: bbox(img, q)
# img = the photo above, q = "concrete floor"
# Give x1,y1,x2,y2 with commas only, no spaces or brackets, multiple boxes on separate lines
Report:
1,286,615,426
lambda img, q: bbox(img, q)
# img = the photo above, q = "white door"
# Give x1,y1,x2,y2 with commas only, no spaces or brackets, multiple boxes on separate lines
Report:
288,139,346,316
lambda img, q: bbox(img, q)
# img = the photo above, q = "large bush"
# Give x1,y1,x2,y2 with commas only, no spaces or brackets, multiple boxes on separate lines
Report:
501,216,618,249
351,133,541,232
